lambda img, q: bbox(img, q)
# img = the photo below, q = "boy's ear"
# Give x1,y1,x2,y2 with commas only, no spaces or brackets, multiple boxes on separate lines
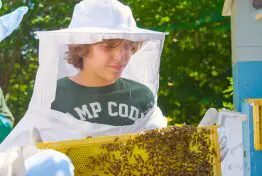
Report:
83,55,91,61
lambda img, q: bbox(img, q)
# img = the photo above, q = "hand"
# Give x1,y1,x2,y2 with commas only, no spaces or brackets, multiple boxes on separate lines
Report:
0,127,42,176
23,127,74,176
198,108,229,161
217,127,229,161
0,147,25,176
0,127,73,176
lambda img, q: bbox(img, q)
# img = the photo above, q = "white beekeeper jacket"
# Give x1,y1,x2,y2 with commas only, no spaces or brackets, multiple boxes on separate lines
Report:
0,0,168,152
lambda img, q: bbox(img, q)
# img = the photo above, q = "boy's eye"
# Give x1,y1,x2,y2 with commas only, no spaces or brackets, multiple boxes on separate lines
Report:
98,40,138,53
125,42,139,52
123,42,131,50
123,41,138,50
99,45,112,52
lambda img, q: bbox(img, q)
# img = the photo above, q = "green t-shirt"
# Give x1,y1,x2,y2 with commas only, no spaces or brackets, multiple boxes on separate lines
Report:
51,77,154,126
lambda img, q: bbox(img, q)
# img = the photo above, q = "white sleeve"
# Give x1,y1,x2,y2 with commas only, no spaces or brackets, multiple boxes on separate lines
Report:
0,114,32,152
143,106,167,130
130,106,167,133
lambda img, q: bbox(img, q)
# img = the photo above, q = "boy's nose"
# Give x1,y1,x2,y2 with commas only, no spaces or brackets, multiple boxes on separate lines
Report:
113,47,128,62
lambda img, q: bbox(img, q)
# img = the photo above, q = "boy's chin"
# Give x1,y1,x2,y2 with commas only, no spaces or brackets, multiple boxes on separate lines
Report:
104,73,121,82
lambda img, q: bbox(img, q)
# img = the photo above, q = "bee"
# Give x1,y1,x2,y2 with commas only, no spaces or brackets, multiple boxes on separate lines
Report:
114,137,119,142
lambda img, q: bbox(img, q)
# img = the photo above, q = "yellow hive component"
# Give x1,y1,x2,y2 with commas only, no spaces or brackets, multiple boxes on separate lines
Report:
37,125,221,176
248,99,262,150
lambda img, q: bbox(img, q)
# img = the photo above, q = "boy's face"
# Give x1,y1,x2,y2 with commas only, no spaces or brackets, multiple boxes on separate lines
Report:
83,40,136,83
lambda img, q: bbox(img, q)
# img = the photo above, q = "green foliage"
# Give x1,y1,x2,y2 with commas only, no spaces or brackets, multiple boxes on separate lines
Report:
0,0,233,126
0,0,81,124
123,0,233,125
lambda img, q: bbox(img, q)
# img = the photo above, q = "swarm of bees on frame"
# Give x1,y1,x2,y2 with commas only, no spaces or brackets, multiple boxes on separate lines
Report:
68,126,219,176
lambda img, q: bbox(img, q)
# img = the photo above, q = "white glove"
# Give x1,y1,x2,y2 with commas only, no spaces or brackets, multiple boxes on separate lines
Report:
198,108,229,161
0,127,42,176
0,127,74,176
217,127,229,161
0,147,25,176
0,146,42,176
24,127,74,176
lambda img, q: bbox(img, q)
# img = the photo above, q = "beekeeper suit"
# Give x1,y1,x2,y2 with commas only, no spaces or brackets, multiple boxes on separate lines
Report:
1,0,167,150
0,0,28,42
0,0,229,175
0,0,168,175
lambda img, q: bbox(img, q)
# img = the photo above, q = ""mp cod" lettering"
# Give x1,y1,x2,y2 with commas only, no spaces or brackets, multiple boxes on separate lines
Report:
72,101,145,121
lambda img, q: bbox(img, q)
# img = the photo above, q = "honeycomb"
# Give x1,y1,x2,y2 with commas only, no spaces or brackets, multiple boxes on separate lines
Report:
37,125,221,176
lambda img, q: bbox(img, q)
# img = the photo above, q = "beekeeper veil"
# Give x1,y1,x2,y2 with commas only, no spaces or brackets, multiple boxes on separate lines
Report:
0,0,168,151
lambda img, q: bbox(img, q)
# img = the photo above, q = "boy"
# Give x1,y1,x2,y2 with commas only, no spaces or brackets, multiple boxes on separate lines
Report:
0,0,168,150
0,0,167,175
0,0,227,175
51,39,156,126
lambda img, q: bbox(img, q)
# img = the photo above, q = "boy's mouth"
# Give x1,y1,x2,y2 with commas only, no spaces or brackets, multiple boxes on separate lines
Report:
108,65,124,71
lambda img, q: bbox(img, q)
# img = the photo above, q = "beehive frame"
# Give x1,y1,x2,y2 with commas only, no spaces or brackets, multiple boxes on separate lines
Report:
248,99,262,150
37,125,221,176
